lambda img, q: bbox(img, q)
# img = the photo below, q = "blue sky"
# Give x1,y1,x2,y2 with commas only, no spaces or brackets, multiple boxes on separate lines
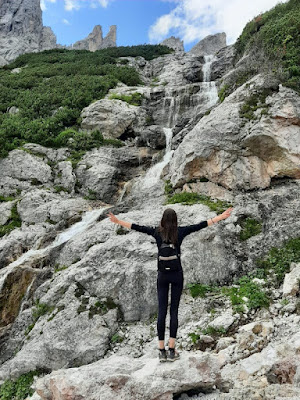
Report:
42,0,288,51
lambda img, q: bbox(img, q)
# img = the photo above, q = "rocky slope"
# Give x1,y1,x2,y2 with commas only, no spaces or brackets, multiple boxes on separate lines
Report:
0,15,300,400
0,0,117,65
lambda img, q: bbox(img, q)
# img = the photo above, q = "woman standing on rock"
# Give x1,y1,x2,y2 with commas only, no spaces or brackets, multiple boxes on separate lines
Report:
108,207,233,362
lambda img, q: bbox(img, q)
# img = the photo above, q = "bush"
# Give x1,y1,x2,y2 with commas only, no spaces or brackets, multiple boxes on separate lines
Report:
0,45,172,158
166,192,232,214
256,237,300,286
0,204,22,237
109,92,144,106
239,217,262,241
0,370,45,400
235,0,300,92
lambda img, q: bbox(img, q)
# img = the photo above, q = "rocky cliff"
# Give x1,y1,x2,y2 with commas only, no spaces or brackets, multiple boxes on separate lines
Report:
0,0,117,65
0,1,300,399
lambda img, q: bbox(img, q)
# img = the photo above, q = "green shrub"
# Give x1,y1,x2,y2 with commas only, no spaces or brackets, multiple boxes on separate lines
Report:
0,45,172,158
109,92,144,106
239,88,277,120
0,195,15,202
0,370,44,400
239,217,262,241
187,283,219,298
256,237,300,286
218,84,230,102
166,192,232,214
111,333,124,343
235,0,300,92
0,203,22,237
222,276,270,310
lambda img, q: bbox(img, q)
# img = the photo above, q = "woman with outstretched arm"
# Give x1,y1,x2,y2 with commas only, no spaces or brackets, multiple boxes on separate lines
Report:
108,206,233,362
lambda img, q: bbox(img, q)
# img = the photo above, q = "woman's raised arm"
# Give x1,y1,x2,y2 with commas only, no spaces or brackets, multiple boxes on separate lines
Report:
207,207,233,226
107,211,132,229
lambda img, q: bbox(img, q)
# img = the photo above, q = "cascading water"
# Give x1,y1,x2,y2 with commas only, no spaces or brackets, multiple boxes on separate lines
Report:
3,207,107,271
202,55,219,107
141,127,174,189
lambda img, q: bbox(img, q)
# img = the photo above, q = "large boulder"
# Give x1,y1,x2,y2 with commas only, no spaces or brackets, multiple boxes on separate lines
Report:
80,99,147,140
32,350,225,400
167,76,300,191
0,149,52,196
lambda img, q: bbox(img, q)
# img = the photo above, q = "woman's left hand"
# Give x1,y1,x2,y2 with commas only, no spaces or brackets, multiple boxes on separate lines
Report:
221,207,233,220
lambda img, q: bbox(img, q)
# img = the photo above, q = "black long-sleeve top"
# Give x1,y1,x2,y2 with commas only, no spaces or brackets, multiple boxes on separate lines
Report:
131,221,208,271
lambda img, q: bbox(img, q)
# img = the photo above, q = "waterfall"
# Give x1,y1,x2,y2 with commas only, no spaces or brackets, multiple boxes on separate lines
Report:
6,207,108,269
141,128,174,189
202,55,219,107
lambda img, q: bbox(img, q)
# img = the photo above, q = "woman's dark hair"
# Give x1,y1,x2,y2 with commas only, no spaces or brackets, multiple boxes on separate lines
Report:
158,208,178,245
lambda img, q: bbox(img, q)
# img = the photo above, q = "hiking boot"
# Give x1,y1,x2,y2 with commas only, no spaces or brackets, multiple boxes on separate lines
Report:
167,348,180,362
158,348,167,363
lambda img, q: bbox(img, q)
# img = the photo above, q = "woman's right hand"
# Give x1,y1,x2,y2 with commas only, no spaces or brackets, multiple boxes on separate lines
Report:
107,211,119,224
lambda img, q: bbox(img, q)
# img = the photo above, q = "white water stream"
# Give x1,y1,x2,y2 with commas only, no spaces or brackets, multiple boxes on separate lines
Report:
0,207,107,292
141,127,174,189
202,55,219,107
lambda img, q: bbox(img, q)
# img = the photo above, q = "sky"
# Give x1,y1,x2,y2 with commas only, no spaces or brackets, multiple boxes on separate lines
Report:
41,0,288,51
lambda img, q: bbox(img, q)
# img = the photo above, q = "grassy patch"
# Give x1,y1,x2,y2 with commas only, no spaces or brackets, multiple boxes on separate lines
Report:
235,0,300,92
239,217,262,241
0,203,22,237
222,276,270,311
187,283,220,298
84,189,97,200
0,370,45,400
166,192,232,214
218,84,230,102
25,299,55,335
0,195,15,202
54,264,69,273
111,333,124,343
116,226,129,235
239,88,277,121
256,237,300,286
109,92,144,106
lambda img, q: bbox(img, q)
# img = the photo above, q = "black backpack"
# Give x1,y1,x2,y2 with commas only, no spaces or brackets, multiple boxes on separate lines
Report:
158,241,181,272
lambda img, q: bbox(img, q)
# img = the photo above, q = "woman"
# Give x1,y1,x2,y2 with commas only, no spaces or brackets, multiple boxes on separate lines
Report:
108,206,233,362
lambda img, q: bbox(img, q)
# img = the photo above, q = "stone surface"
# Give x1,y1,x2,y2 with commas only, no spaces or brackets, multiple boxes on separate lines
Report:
189,33,227,56
33,351,225,400
71,25,116,51
283,263,300,297
80,98,147,140
160,36,184,52
0,1,116,64
167,76,300,190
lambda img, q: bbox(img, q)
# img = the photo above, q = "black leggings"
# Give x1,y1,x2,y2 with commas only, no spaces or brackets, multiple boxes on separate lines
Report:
157,270,184,341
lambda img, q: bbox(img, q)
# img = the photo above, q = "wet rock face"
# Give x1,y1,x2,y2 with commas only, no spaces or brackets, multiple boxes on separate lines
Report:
167,76,300,191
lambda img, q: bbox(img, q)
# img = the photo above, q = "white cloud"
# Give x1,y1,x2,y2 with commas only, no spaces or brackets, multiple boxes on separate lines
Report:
62,18,71,25
41,0,56,12
149,0,288,45
64,0,114,11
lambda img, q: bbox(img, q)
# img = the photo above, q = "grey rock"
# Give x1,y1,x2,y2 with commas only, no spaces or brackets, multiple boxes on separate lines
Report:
80,98,147,140
0,149,52,196
190,33,227,56
283,263,300,297
211,45,235,81
167,75,300,190
71,25,116,51
0,201,15,226
32,351,225,400
135,125,166,149
17,189,89,225
160,36,184,52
